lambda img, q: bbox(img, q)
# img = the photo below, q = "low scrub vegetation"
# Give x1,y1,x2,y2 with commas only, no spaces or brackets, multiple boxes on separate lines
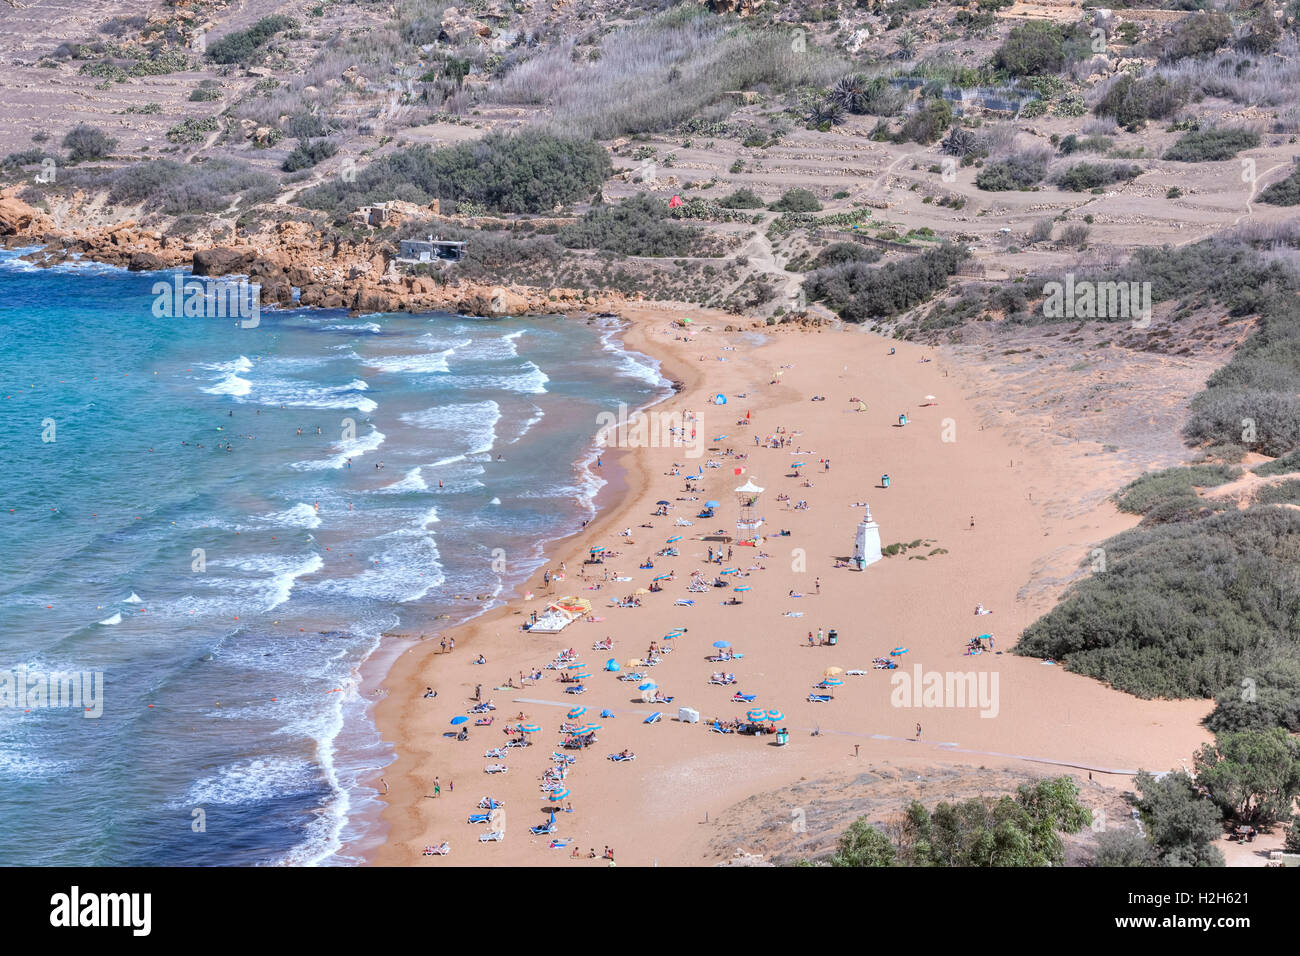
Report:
1055,161,1142,191
303,131,611,216
805,243,969,323
207,15,297,66
558,195,713,257
1162,127,1259,162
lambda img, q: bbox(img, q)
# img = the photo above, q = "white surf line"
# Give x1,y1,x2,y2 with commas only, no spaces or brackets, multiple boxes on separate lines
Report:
515,698,1140,774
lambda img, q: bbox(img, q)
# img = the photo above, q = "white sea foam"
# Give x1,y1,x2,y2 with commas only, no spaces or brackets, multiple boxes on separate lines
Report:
376,466,428,493
98,612,122,625
270,502,322,529
122,592,143,604
293,425,386,471
173,756,325,808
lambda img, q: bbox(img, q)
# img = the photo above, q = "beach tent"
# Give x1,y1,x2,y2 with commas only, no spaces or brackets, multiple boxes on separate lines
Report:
678,707,700,723
605,659,620,672
715,394,727,405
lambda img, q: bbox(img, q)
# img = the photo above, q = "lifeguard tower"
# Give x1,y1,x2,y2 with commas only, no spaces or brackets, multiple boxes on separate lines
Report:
735,478,764,531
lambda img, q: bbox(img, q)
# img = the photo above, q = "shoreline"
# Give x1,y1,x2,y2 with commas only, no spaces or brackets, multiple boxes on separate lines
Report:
362,303,707,865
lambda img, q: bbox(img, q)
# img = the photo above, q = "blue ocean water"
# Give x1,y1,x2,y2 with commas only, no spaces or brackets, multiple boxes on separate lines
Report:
0,249,666,865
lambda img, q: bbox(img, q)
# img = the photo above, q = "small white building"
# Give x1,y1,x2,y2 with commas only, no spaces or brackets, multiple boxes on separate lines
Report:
853,504,882,569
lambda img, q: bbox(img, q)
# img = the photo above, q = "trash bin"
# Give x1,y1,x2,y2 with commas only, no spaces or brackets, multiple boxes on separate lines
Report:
776,730,789,746
882,474,891,488
827,629,838,646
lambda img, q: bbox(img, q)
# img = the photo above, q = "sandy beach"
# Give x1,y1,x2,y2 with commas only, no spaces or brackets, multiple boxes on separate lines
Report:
367,306,1215,866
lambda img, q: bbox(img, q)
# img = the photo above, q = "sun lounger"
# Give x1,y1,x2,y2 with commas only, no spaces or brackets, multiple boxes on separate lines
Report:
479,831,504,842
846,669,868,676
477,797,502,809
644,712,662,724
484,748,506,758
674,599,695,607
530,821,557,835
467,813,491,824
808,694,832,703
709,721,735,734
564,684,586,694
549,839,570,849
484,764,508,774
423,842,450,856
731,693,757,702
474,717,493,726
608,753,636,761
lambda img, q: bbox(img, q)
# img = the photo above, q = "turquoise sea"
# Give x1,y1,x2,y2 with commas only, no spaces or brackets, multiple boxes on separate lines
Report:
0,249,666,864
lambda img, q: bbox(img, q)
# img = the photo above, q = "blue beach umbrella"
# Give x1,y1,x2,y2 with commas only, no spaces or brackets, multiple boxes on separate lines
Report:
653,574,672,581
666,535,682,543
519,723,542,734
747,708,766,721
567,706,586,719
713,640,731,648
638,682,657,691
734,585,751,592
705,500,719,508
605,659,620,671
765,709,785,722
823,678,845,687
450,715,469,726
548,788,570,802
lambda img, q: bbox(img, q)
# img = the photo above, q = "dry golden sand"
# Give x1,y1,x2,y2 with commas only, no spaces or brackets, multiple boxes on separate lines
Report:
365,306,1213,867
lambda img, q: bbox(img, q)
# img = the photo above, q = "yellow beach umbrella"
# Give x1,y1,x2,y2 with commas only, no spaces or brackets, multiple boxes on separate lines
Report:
824,666,844,677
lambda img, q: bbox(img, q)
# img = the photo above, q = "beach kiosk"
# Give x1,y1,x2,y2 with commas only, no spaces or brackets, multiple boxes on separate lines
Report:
735,478,764,531
853,504,882,570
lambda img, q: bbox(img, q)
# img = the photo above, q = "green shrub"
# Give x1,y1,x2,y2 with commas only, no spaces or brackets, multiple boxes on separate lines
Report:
1258,166,1300,206
68,158,278,214
1160,11,1232,62
206,15,297,66
1253,449,1300,476
806,243,969,322
993,20,1065,76
898,98,953,145
1113,464,1238,514
975,153,1046,190
769,188,822,212
281,138,338,172
1094,74,1188,129
1134,771,1225,867
1163,127,1260,162
302,131,612,216
62,124,116,161
810,242,882,270
1055,161,1142,191
166,117,219,145
1254,478,1300,505
558,194,708,257
1194,729,1300,827
716,187,765,209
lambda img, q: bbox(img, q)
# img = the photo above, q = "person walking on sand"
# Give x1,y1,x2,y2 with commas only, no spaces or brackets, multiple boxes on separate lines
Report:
916,723,922,739
970,515,975,529
449,637,455,652
440,637,447,653
475,683,482,701
433,777,440,798
854,744,859,757
815,577,821,595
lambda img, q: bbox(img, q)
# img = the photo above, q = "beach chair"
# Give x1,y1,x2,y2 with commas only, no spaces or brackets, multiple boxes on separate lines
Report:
423,842,450,856
644,712,663,724
477,797,503,809
709,721,735,734
479,831,504,842
808,694,832,703
467,813,491,824
484,764,508,774
564,684,586,694
530,820,557,835
674,599,695,607
484,748,506,759
549,839,571,849
731,693,757,703
608,753,636,762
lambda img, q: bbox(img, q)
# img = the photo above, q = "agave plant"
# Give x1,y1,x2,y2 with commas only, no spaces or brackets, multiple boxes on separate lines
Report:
829,73,871,114
941,127,979,158
896,31,918,61
807,98,847,128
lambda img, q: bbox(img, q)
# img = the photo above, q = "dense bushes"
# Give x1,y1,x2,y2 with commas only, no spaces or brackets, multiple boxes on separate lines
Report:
1254,478,1300,505
62,124,116,161
825,778,1090,867
1094,73,1188,129
1258,165,1300,206
897,98,953,145
69,158,278,213
1253,449,1300,476
1160,11,1232,62
1194,729,1300,827
303,131,612,216
1015,507,1300,730
769,188,822,212
716,188,765,209
281,139,338,172
1163,127,1260,162
810,242,881,270
993,21,1065,76
558,194,706,257
1055,161,1143,191
1133,771,1225,867
207,15,296,66
975,152,1046,190
1113,464,1238,515
805,243,968,323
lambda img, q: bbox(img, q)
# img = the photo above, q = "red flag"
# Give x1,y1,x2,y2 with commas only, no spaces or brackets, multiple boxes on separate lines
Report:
734,467,744,475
